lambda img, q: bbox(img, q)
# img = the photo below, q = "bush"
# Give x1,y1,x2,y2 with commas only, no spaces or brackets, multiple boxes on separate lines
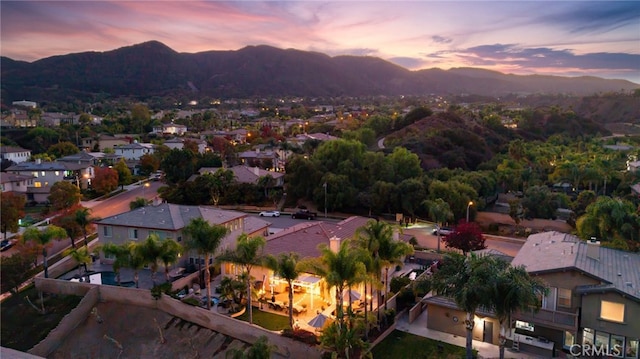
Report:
181,297,200,306
282,328,318,345
396,288,416,312
390,276,411,294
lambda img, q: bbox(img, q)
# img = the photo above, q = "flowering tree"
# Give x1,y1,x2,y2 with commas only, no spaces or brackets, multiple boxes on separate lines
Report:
443,221,486,255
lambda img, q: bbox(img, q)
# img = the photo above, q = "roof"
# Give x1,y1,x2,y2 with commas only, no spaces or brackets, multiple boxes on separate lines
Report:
95,203,247,231
243,216,271,235
7,161,69,171
0,172,34,184
56,151,95,162
512,231,640,301
198,166,284,184
263,216,384,259
424,295,495,317
0,146,31,154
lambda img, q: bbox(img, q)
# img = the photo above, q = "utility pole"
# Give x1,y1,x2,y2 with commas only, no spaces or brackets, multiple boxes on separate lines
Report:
323,182,327,218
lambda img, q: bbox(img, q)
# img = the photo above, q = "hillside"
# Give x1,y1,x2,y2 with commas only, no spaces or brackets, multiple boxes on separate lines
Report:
2,41,638,103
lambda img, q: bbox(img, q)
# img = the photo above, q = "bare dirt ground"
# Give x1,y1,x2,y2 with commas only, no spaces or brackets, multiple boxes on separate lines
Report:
48,302,250,359
475,211,572,236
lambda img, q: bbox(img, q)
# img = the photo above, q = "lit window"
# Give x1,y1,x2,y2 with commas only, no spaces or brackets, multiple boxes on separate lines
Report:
563,331,575,349
55,171,59,176
600,300,625,323
32,171,38,178
515,320,534,332
41,171,45,176
34,182,42,188
558,288,571,308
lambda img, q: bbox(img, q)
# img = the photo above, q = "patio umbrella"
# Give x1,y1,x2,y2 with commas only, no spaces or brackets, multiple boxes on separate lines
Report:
307,313,331,328
343,289,361,302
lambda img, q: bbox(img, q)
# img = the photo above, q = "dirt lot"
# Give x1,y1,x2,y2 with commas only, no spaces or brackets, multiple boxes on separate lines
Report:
475,211,572,237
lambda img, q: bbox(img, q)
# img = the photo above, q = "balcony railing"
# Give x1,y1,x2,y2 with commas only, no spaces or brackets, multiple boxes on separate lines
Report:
514,307,578,331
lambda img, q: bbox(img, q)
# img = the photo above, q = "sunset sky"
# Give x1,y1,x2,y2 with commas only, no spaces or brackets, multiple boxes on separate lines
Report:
2,1,639,83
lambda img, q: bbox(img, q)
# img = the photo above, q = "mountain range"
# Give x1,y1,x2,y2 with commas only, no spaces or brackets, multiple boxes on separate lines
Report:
1,41,638,103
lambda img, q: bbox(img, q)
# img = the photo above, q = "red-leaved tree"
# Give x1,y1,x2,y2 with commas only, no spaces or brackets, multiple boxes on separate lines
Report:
93,167,119,196
443,221,487,255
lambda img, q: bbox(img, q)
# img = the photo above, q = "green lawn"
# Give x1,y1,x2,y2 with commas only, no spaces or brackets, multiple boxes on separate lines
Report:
236,309,291,331
371,330,469,359
1,285,82,351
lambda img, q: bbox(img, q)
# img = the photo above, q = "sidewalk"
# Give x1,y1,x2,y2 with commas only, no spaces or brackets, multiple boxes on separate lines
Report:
396,310,546,359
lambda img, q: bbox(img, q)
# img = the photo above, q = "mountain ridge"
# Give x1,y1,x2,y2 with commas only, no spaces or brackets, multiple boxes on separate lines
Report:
1,40,638,103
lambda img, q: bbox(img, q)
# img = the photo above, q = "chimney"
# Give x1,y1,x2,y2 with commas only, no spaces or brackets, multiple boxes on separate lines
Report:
329,236,340,253
586,242,600,261
36,158,41,164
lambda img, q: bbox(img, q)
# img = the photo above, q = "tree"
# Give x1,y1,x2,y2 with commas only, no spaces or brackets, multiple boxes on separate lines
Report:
521,185,558,219
264,252,300,329
423,198,454,252
63,246,92,276
127,241,147,288
0,252,36,295
48,181,82,211
183,218,229,309
139,153,160,176
129,197,150,210
93,166,118,195
377,227,413,313
493,265,548,359
113,159,132,189
576,196,640,247
47,141,79,159
74,207,100,247
218,234,266,325
160,239,183,282
22,225,67,278
443,221,487,255
430,253,500,359
101,242,131,286
1,192,25,241
508,198,523,230
225,335,275,359
138,234,165,285
52,208,83,248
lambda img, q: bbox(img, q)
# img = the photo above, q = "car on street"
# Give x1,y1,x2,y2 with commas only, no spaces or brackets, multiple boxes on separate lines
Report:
432,226,454,236
1,239,15,252
259,210,280,217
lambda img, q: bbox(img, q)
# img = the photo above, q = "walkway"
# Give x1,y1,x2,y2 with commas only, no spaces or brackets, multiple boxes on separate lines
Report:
397,310,546,359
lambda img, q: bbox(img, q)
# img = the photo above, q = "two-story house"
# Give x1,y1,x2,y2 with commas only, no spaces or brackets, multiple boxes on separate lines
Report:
113,142,155,160
152,123,188,136
0,146,32,164
195,165,285,188
237,148,281,170
81,135,131,152
0,172,33,196
5,159,91,203
95,203,270,269
511,232,640,358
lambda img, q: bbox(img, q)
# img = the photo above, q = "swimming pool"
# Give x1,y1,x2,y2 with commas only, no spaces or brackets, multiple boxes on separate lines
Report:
69,271,135,287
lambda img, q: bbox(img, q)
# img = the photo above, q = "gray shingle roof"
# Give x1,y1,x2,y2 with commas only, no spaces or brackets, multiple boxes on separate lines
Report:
95,203,247,231
512,231,640,301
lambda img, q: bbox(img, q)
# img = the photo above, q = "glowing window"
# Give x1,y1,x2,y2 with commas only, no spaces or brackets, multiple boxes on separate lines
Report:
600,300,625,323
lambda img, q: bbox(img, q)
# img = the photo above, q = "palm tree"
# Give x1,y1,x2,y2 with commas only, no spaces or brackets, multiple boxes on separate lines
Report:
377,227,413,313
217,234,266,325
126,241,147,288
353,220,385,333
424,198,454,252
22,225,67,278
265,252,300,329
160,239,183,282
430,252,500,359
64,246,92,277
138,234,164,285
493,265,548,359
74,207,100,247
101,242,131,286
183,218,229,310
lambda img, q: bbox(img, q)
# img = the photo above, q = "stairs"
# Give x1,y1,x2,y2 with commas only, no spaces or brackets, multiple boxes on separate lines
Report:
512,336,520,352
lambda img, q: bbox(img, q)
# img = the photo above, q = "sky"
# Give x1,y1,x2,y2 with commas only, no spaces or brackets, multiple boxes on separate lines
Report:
2,1,639,84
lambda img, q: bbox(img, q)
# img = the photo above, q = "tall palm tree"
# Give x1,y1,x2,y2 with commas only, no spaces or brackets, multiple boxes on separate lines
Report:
353,219,385,332
430,252,500,359
101,242,131,286
138,234,164,285
377,227,413,312
160,239,183,282
126,241,147,288
424,198,454,252
63,246,92,276
22,225,67,278
74,207,100,247
493,265,548,359
183,218,229,309
217,234,266,325
265,252,300,329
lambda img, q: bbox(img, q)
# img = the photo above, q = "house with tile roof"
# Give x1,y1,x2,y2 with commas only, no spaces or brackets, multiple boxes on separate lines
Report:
0,172,34,195
113,142,156,160
510,232,639,358
95,203,270,269
237,148,281,170
196,165,284,187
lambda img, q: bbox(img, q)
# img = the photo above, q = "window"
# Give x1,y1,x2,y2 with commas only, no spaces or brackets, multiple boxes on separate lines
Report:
611,335,624,358
34,182,42,188
103,226,112,237
564,331,575,349
627,339,638,358
516,320,534,332
32,171,38,178
129,228,139,240
41,171,45,176
583,328,595,347
558,288,571,308
600,300,625,323
542,287,557,310
54,171,59,176
596,332,610,350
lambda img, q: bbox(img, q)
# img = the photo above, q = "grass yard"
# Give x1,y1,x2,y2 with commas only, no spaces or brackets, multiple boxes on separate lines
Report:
1,285,82,351
371,330,470,359
236,309,290,331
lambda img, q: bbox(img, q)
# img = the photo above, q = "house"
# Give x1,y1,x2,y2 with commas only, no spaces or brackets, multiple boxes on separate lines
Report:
12,100,37,108
114,142,155,160
196,165,285,187
95,203,270,269
0,146,32,164
81,135,131,152
0,172,33,195
237,148,281,170
2,110,36,127
164,138,208,154
510,232,640,358
42,112,75,127
5,159,92,203
152,123,188,136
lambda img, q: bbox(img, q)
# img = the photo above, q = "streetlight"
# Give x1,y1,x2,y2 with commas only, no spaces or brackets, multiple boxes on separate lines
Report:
466,201,474,223
143,182,150,199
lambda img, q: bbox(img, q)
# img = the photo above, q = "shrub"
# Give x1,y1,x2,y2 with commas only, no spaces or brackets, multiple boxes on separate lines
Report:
181,297,200,306
396,287,416,312
390,276,411,294
282,328,318,345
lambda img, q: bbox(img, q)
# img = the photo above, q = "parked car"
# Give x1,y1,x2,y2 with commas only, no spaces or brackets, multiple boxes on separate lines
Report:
1,239,15,252
259,210,280,217
432,226,454,236
291,208,317,220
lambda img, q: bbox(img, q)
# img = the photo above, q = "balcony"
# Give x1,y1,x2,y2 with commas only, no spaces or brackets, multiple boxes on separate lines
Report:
514,307,578,331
